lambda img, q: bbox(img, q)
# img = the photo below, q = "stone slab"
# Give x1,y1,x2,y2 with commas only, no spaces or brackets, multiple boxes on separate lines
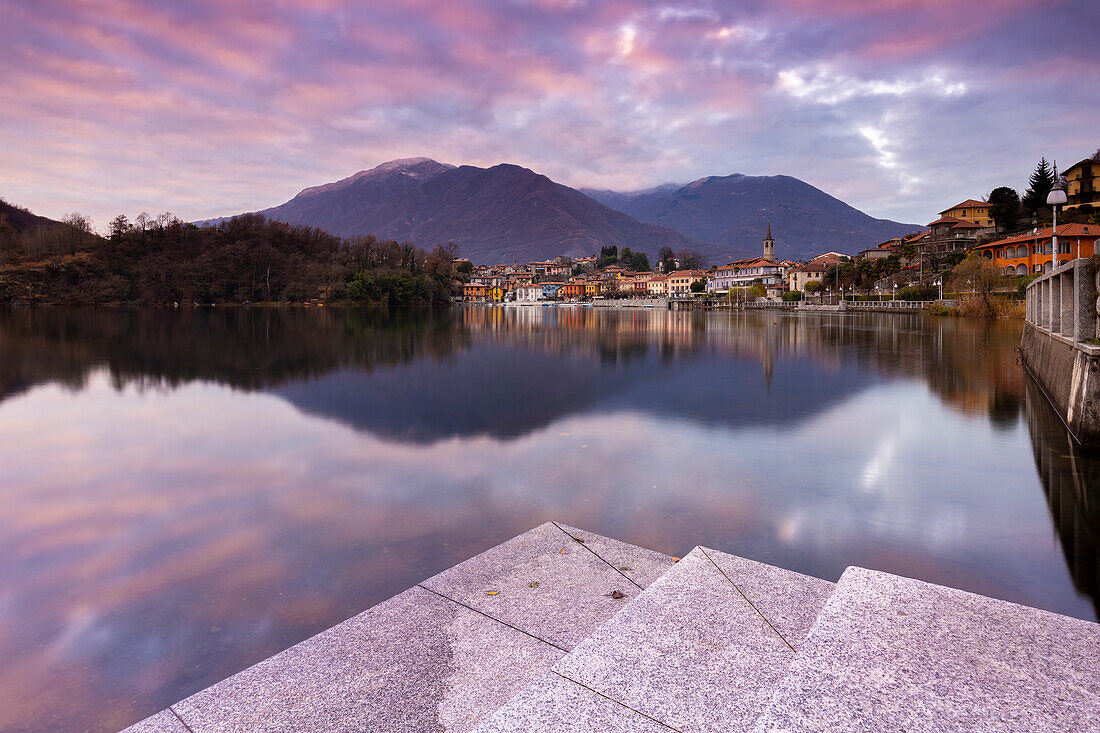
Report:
551,546,797,732
420,521,648,650
702,547,834,649
554,521,678,589
754,566,1100,732
121,709,190,733
473,672,674,733
142,585,562,733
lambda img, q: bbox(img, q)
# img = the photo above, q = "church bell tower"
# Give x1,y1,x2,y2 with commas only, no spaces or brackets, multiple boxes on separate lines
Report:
763,222,775,261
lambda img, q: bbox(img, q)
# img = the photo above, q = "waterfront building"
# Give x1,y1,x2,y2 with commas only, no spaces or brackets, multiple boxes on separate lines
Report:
541,281,565,299
708,224,786,295
973,224,1099,275
463,283,488,302
668,269,706,298
515,283,543,302
647,275,668,296
708,257,785,293
1064,157,1099,211
786,253,848,292
585,281,602,298
558,282,584,300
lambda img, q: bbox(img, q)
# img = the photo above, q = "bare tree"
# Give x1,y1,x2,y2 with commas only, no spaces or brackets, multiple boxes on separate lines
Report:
950,255,1007,317
61,212,93,255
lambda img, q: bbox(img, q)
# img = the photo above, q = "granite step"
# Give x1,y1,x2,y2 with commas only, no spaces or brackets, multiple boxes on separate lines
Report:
753,566,1100,732
474,545,835,732
121,525,1100,732
121,521,679,733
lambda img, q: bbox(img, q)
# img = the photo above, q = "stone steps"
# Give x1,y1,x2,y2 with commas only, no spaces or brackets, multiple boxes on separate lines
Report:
123,522,677,732
123,522,1100,732
474,546,833,732
479,548,1100,732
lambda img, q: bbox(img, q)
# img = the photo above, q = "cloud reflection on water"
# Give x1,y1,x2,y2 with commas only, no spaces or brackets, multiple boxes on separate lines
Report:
0,307,1093,732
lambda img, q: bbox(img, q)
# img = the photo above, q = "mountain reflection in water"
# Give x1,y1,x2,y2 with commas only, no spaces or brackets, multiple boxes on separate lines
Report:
0,306,1095,733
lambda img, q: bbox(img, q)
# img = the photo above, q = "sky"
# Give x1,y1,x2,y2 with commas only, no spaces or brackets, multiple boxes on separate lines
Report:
1,0,1097,229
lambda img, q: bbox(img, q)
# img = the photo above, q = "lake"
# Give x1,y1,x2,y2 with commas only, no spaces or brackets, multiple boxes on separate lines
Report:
1,306,1097,732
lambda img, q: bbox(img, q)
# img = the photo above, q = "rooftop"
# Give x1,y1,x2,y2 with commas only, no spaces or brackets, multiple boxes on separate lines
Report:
939,199,989,214
976,224,1098,249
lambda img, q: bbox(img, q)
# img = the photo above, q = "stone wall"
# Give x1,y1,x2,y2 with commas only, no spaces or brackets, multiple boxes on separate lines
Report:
1021,258,1100,447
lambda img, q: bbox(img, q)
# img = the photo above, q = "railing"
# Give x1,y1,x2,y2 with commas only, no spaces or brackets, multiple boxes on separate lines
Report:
1024,257,1099,342
738,299,932,310
845,300,931,310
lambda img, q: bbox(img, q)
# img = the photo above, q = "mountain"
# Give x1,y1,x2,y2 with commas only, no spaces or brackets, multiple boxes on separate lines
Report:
583,175,922,261
241,159,702,264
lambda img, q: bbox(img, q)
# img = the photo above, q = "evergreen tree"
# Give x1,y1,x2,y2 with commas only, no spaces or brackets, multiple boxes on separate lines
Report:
987,186,1021,233
1022,157,1055,216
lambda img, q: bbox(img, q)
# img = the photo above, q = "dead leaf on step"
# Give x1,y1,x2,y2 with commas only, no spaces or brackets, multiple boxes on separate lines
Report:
609,590,626,599
485,590,500,596
619,566,632,572
559,548,567,554
528,582,539,588
671,556,681,562
573,537,585,543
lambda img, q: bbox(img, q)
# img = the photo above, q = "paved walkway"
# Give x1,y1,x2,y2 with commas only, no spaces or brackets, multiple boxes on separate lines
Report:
125,521,1100,732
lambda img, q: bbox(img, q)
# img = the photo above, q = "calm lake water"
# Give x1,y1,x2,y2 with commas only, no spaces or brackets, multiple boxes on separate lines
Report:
1,306,1098,731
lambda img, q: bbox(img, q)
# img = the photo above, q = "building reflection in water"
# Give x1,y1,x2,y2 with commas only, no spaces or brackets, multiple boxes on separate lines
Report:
1025,375,1100,617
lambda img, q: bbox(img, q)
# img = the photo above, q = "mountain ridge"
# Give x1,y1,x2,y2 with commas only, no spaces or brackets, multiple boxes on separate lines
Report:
205,159,923,264
583,173,922,261
242,160,704,264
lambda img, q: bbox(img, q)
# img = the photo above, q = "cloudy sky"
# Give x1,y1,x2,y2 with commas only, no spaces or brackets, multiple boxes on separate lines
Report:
1,0,1096,228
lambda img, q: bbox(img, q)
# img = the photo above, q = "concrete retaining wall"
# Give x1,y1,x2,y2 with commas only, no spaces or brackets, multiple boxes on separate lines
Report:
1021,257,1100,447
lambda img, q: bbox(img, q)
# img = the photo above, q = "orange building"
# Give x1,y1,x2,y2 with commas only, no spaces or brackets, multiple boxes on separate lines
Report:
463,283,488,301
973,224,1099,276
558,283,584,300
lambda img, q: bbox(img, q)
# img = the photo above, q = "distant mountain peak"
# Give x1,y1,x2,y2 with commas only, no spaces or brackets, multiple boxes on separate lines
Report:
585,172,922,260
372,157,450,173
296,158,453,198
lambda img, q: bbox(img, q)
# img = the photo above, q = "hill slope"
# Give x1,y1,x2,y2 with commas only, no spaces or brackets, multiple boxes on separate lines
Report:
0,199,63,231
248,160,701,264
583,175,922,261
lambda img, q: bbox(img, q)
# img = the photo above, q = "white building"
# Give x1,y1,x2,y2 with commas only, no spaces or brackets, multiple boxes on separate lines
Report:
514,284,543,302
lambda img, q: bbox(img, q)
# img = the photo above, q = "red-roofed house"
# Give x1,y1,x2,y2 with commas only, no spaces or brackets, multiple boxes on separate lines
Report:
972,224,1098,276
939,199,994,229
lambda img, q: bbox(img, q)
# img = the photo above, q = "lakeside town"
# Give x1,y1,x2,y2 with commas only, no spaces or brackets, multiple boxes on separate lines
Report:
461,155,1100,309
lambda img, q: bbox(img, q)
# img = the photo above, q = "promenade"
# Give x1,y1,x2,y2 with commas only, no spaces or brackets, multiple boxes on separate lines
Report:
126,521,1100,732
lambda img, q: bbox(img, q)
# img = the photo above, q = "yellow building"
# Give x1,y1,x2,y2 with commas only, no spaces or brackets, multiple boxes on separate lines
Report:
647,275,668,296
938,199,994,229
667,270,706,298
488,286,506,302
584,281,602,298
1064,157,1099,211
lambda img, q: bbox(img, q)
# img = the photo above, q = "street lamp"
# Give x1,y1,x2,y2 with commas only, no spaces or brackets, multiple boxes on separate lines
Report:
1047,186,1068,270
934,277,942,301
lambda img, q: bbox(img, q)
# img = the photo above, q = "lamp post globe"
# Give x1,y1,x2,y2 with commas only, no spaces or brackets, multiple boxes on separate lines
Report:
1047,188,1068,270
